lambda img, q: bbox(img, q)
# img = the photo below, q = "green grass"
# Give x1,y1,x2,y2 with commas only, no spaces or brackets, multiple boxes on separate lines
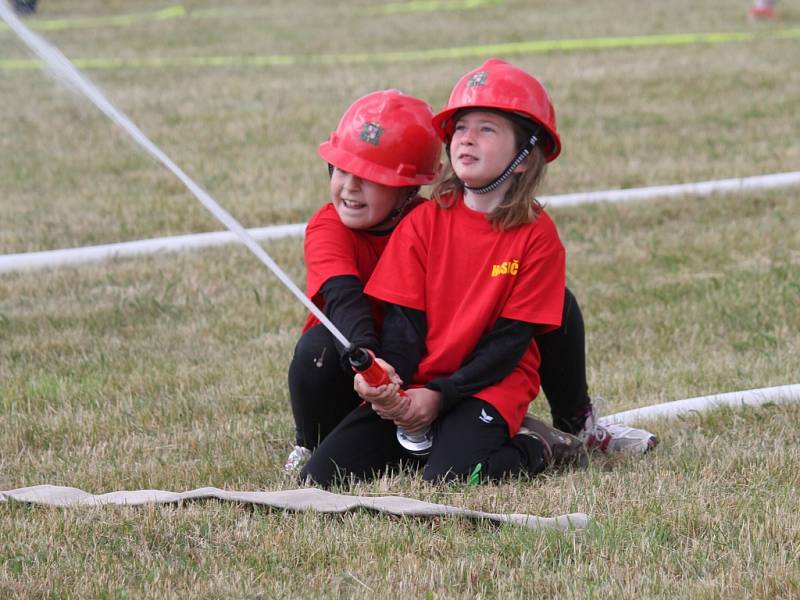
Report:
1,0,800,597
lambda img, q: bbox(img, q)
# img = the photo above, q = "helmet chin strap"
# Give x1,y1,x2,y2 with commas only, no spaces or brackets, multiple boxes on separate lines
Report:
367,189,417,233
464,133,538,195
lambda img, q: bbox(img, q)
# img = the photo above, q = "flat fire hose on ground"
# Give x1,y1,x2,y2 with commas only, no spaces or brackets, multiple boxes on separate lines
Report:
3,385,797,529
0,486,588,531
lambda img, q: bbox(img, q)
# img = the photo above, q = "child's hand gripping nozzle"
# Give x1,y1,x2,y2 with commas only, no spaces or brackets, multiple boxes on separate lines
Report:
348,348,433,456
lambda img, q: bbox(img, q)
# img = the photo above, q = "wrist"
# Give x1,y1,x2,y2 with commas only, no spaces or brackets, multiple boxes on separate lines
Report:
426,378,457,413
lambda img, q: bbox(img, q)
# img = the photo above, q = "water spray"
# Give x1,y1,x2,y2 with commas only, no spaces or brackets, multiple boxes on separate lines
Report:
0,1,430,455
0,0,348,347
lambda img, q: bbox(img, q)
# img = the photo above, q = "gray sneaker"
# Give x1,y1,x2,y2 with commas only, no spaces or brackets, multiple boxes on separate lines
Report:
519,415,588,469
580,400,658,455
283,445,312,473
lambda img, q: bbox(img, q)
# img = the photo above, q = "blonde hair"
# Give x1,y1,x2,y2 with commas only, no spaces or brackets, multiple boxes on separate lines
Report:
431,114,549,230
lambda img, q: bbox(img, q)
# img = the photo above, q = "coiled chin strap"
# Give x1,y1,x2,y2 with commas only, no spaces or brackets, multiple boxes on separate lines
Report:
464,133,538,195
367,191,416,232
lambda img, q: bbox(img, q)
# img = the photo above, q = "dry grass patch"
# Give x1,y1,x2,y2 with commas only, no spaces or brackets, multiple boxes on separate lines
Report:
2,0,799,597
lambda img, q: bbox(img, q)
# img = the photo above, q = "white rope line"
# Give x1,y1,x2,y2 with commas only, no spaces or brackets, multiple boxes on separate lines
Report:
0,224,306,273
544,170,800,208
2,170,798,274
602,383,800,426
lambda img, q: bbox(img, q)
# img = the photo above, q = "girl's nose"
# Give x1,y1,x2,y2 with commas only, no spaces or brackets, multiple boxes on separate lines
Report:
457,127,475,145
342,173,362,190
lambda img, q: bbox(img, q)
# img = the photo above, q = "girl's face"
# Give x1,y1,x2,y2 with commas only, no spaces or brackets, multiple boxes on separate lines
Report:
449,110,523,188
329,167,408,230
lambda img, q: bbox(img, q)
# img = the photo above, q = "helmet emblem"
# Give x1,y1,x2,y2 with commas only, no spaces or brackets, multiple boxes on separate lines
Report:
467,71,488,87
360,121,384,145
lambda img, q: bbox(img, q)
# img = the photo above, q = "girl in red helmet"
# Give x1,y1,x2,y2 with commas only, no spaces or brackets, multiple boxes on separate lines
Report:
285,90,441,471
301,60,592,486
421,60,655,458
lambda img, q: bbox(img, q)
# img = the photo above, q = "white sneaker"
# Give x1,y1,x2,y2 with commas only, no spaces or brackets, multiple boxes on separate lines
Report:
283,445,312,473
579,400,658,455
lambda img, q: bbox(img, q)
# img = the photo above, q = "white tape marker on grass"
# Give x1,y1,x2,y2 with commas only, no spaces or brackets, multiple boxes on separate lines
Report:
603,384,800,426
1,170,798,274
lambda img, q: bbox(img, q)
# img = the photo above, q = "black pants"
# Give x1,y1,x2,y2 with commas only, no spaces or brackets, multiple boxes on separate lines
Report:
301,398,546,487
535,288,592,434
287,323,361,450
287,288,591,450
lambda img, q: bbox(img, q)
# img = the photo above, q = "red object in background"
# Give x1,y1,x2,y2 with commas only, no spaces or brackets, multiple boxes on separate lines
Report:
750,5,776,18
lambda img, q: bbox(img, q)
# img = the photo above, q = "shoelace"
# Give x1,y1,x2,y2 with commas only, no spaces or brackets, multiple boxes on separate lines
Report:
583,397,613,451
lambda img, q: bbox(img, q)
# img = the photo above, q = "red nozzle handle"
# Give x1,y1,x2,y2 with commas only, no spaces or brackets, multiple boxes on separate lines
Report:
349,348,391,386
349,348,405,395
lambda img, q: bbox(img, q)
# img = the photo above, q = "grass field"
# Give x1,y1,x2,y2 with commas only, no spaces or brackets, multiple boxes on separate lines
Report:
1,0,799,597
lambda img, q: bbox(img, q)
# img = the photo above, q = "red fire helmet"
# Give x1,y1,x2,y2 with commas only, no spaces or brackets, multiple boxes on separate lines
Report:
318,90,441,187
432,59,562,162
